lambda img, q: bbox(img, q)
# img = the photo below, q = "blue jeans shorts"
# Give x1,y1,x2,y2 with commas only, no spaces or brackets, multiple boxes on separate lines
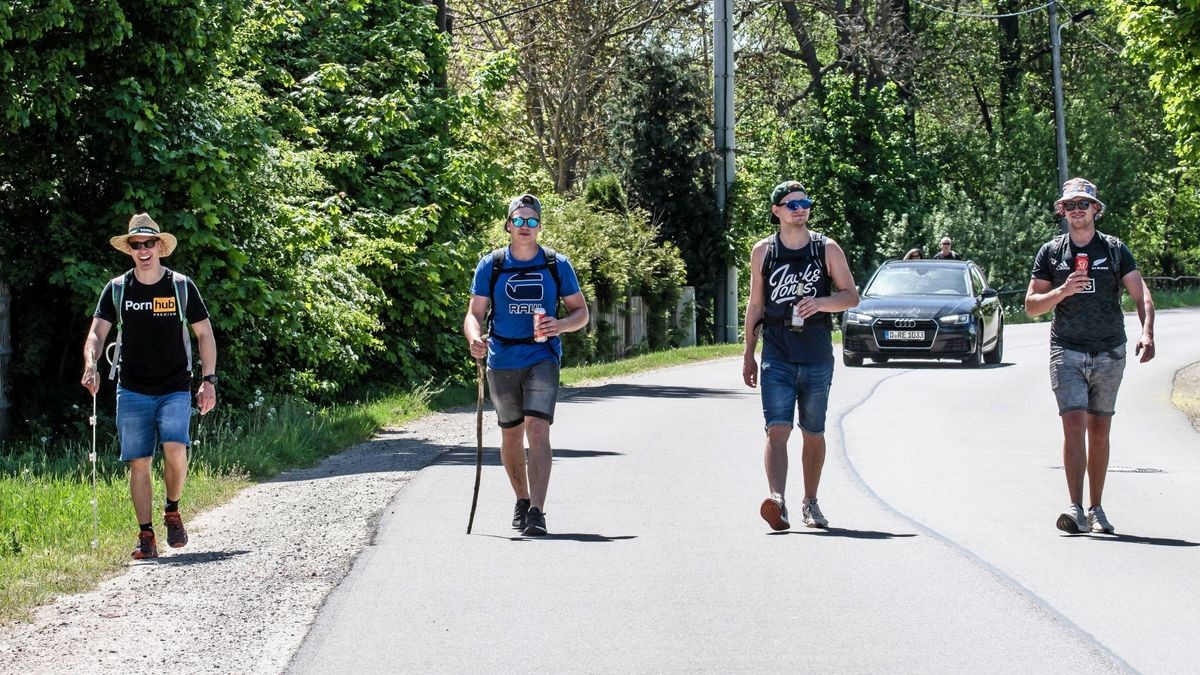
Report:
116,387,192,461
760,358,834,434
1049,343,1126,416
487,359,560,428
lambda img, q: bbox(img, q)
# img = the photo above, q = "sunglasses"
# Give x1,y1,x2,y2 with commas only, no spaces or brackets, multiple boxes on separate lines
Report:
128,239,160,250
780,198,813,212
1061,200,1094,212
511,216,540,228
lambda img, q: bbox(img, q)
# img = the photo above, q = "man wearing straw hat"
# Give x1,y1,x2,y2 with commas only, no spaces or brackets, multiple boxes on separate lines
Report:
81,213,218,559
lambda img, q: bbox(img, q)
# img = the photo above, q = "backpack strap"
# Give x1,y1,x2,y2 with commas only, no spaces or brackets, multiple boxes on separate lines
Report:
107,270,133,380
165,268,194,373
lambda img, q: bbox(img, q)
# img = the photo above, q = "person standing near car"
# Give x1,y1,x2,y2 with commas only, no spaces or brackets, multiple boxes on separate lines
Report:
742,181,859,531
463,193,589,536
1025,178,1155,535
933,237,962,260
81,213,218,559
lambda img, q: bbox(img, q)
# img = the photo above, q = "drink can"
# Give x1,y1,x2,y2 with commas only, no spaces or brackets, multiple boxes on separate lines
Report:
533,306,548,342
1074,253,1089,273
790,299,806,333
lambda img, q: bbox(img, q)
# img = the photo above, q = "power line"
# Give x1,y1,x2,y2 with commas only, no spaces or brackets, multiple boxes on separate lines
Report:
910,0,1053,20
456,0,563,30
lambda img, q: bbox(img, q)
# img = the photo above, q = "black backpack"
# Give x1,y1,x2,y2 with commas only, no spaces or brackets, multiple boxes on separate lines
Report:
1049,231,1124,282
485,245,561,344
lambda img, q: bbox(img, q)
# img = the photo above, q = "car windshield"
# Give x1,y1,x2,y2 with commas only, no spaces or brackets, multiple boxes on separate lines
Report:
865,266,969,296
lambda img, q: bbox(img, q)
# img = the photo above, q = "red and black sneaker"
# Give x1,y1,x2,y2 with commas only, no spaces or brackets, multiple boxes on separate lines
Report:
132,530,158,559
164,511,188,548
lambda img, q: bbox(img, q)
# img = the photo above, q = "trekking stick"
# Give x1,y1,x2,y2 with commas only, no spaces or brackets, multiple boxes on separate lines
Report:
467,357,485,534
88,353,99,551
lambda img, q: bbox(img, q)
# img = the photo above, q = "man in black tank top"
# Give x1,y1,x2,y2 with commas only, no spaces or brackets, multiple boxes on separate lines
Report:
742,181,859,531
1025,178,1155,536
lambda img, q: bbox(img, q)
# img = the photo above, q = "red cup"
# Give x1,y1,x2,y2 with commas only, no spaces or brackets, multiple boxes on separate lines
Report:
1074,253,1089,273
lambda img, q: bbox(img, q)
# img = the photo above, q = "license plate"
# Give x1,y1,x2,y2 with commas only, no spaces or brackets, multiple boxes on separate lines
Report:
884,330,925,340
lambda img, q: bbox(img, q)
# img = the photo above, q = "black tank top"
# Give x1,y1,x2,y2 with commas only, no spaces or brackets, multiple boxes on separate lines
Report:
761,232,834,363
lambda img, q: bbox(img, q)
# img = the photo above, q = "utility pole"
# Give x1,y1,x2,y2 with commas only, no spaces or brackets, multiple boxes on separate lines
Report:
1049,1,1069,233
713,0,737,342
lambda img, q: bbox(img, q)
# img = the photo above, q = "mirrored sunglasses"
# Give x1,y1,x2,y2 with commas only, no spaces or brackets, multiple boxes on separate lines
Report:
1061,200,1094,212
128,239,160,250
511,216,540,228
782,198,813,211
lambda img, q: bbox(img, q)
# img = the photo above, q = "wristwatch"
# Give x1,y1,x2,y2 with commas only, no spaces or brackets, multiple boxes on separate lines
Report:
201,374,219,385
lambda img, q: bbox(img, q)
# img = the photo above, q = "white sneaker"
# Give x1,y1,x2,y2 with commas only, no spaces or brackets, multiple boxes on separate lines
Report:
760,493,789,531
1088,505,1115,534
802,499,828,528
1056,503,1088,534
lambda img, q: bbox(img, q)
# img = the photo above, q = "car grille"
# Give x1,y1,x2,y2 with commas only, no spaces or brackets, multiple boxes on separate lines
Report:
872,318,938,349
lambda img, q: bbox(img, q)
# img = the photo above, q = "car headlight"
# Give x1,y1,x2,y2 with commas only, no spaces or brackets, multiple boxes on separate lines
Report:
845,311,872,324
938,313,972,325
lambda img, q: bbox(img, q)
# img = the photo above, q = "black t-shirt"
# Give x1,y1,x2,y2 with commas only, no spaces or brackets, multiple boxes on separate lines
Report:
94,269,210,395
933,251,962,260
1031,232,1137,352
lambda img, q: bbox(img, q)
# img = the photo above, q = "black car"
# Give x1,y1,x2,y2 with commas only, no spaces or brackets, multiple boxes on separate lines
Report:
841,259,1004,367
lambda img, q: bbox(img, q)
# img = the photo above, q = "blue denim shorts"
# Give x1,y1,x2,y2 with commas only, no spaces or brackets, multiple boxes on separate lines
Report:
487,359,560,428
115,387,192,461
760,358,835,434
1049,344,1126,416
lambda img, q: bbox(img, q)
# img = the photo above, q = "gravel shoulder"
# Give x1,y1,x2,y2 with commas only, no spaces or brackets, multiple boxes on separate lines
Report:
1,362,1198,674
0,409,480,674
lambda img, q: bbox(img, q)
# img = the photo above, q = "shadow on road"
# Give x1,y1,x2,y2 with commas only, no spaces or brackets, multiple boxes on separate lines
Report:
432,447,622,467
1084,533,1200,547
477,533,638,543
768,528,917,539
564,383,745,403
149,549,252,565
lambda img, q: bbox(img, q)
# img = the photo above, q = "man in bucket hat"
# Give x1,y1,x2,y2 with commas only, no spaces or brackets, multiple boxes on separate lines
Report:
463,194,589,536
81,213,218,559
742,181,859,531
1025,178,1155,535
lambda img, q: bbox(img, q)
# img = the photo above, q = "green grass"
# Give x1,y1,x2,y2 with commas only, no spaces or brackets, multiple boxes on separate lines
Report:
0,343,749,624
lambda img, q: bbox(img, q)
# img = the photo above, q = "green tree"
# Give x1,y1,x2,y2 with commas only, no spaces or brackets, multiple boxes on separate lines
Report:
604,45,722,340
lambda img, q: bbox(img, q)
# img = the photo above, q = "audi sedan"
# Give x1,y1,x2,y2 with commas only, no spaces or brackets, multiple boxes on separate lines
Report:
841,259,1004,367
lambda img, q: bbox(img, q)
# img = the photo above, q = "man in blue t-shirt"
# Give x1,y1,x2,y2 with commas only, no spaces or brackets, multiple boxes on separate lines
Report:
1025,178,1155,536
463,193,589,536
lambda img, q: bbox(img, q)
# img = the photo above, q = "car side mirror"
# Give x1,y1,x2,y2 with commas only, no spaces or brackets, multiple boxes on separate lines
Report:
981,288,999,299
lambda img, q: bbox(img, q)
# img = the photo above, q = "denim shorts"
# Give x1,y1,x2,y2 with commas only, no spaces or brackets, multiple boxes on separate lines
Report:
1049,343,1126,416
487,359,560,428
760,358,835,434
115,387,192,461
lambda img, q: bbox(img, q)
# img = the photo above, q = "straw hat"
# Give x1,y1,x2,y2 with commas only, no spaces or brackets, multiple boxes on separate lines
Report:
109,213,178,256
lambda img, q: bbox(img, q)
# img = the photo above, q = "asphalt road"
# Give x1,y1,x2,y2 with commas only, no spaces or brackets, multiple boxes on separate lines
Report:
290,308,1200,674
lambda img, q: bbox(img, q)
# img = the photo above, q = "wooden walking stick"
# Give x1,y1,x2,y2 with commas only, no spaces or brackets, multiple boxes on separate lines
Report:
467,356,485,534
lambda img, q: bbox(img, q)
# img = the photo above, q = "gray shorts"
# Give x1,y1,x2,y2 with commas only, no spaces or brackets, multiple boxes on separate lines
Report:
487,360,560,428
1049,343,1126,416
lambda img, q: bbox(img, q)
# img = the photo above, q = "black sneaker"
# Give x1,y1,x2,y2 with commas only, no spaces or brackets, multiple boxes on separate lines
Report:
512,498,531,530
523,507,547,536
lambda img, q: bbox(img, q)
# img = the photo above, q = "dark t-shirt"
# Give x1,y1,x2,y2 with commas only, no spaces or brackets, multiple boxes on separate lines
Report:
933,251,962,260
94,269,210,395
760,232,834,364
1031,232,1137,352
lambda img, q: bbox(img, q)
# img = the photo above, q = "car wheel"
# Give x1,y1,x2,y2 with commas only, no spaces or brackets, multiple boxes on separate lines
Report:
961,335,983,368
984,319,1004,365
870,356,889,364
843,352,863,367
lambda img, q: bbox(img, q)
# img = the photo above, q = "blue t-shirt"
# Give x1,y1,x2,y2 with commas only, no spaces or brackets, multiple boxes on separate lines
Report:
471,246,582,369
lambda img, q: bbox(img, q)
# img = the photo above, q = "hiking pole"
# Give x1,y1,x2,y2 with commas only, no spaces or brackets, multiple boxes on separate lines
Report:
88,352,99,551
467,356,485,534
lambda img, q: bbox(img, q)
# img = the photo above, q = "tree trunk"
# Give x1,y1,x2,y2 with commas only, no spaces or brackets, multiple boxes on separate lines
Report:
0,279,12,442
